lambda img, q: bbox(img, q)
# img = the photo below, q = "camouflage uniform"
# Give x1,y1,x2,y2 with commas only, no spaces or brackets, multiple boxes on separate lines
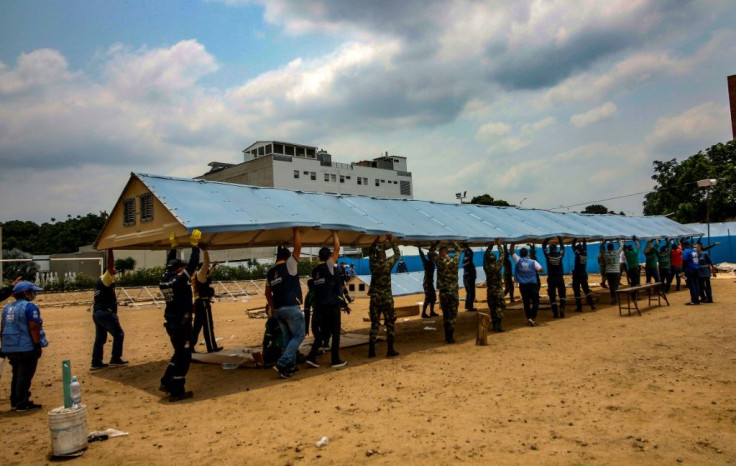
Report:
368,240,400,356
483,242,506,331
430,241,460,343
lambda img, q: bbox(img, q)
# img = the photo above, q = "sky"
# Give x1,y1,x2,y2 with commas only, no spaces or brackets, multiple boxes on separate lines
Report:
1,0,735,224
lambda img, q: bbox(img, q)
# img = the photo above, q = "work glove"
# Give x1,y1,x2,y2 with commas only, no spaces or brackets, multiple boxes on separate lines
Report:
169,232,179,249
190,229,202,247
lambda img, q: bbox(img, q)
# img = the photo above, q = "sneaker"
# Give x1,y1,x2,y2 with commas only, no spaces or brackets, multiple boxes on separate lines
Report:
90,362,109,371
169,391,193,402
290,366,300,375
527,319,536,327
275,365,292,379
15,402,43,412
305,358,320,368
331,360,348,368
109,359,129,367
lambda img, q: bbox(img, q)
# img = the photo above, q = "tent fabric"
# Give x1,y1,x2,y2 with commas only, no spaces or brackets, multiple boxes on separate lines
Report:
95,173,700,250
356,266,486,297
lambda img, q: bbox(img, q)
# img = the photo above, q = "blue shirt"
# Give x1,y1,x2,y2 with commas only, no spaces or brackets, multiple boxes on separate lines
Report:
1,299,45,353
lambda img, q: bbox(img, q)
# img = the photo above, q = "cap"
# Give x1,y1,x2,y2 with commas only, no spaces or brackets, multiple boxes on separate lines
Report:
13,281,43,293
167,259,184,269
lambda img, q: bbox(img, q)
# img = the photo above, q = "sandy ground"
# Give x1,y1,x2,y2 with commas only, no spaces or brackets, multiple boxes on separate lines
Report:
1,274,735,465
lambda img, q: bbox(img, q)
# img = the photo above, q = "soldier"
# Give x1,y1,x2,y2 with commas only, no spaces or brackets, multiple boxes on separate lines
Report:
510,244,544,326
542,236,567,318
571,238,595,312
367,233,400,358
502,244,515,303
430,241,461,343
462,243,478,311
417,246,439,318
483,239,505,332
158,229,201,402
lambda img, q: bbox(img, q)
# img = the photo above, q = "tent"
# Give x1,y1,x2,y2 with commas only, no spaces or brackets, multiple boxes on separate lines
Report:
94,173,699,250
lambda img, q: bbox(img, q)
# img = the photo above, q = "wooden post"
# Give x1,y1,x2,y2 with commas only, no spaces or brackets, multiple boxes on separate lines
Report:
476,311,491,346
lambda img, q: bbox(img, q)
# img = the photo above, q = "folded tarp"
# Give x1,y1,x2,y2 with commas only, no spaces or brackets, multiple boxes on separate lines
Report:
94,173,699,250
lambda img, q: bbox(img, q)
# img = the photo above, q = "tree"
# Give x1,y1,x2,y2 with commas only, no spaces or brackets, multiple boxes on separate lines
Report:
2,248,40,282
1,211,108,255
581,204,613,214
643,140,736,223
469,194,512,207
114,257,137,275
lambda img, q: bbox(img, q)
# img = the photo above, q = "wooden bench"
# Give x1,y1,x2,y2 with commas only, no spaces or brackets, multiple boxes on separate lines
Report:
616,283,669,316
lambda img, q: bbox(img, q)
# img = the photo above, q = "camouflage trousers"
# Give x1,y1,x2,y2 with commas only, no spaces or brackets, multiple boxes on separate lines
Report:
369,294,396,342
439,292,459,327
486,284,506,320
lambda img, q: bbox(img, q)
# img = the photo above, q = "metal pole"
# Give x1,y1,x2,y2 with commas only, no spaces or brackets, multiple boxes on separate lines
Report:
707,188,711,245
0,225,3,284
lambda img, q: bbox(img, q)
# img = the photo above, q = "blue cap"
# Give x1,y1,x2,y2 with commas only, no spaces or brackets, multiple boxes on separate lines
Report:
13,281,43,293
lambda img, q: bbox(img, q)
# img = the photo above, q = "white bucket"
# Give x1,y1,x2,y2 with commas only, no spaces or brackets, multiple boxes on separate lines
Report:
48,405,88,456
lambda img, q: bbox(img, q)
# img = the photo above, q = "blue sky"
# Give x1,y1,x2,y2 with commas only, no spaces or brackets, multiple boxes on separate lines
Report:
1,0,734,224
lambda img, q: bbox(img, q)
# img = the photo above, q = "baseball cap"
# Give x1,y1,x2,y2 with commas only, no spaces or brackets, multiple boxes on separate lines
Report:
13,281,43,293
167,259,184,270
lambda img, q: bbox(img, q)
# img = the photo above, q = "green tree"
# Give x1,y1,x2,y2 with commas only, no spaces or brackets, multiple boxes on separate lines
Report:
643,140,736,223
581,204,613,214
1,211,108,254
469,194,512,207
114,257,137,275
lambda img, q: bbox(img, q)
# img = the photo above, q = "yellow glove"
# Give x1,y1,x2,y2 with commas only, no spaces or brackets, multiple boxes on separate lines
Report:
190,229,202,247
169,232,179,249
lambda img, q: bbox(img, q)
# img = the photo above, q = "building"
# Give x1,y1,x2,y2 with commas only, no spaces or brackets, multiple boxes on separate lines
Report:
198,141,413,199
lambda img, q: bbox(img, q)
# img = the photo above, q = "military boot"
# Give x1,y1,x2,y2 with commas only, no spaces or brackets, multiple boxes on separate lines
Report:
368,341,376,358
386,337,399,357
444,323,455,344
496,318,505,332
490,317,498,332
587,294,596,310
551,303,559,318
559,300,566,318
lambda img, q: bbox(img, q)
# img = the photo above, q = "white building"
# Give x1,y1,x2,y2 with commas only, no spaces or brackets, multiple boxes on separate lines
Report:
198,141,413,199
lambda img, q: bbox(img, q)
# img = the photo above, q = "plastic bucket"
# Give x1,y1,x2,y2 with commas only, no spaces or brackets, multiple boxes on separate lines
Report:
48,405,88,456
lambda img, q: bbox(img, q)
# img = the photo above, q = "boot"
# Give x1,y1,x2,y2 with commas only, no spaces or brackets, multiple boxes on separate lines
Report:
559,304,565,318
491,317,498,332
386,338,399,357
496,318,505,332
444,324,455,344
586,294,596,311
551,303,559,318
421,311,430,318
368,341,376,358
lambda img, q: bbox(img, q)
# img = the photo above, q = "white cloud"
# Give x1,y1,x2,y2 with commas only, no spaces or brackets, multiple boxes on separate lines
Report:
0,49,77,94
476,121,511,139
646,101,730,151
570,102,618,127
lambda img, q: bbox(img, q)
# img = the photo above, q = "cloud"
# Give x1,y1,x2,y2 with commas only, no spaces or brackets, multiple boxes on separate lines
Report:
645,102,731,154
0,49,77,94
570,102,618,127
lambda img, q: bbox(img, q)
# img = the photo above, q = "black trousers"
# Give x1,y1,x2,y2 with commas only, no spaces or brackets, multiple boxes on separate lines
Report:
463,274,476,309
161,320,192,396
7,350,40,408
547,276,566,313
308,305,342,365
698,276,712,302
192,299,218,352
572,273,594,310
519,283,539,320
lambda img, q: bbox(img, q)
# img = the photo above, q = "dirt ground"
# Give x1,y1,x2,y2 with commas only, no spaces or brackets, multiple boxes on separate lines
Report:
1,274,735,465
